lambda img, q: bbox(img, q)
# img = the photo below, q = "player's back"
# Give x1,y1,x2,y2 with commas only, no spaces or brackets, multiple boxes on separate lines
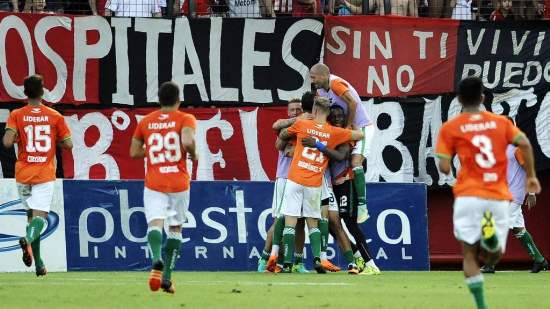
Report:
7,104,70,184
442,111,521,200
288,119,351,187
137,110,196,193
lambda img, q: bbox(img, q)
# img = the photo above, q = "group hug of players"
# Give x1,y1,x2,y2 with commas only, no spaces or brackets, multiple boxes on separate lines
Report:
3,66,547,306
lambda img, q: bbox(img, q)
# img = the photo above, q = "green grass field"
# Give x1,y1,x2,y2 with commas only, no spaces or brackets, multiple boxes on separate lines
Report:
0,271,548,308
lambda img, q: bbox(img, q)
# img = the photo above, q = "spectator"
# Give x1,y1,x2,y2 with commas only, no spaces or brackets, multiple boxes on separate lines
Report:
0,0,18,12
490,0,515,19
104,0,162,16
22,0,46,12
223,0,274,17
293,0,321,16
428,0,452,17
64,0,99,14
374,0,418,16
451,0,473,19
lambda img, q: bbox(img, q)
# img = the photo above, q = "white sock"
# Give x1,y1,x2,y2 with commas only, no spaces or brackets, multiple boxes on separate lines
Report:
320,252,328,260
270,244,279,256
366,259,377,267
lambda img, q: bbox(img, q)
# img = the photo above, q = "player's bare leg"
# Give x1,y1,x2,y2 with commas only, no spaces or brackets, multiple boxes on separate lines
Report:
463,243,488,309
147,219,164,292
320,205,339,272
305,217,326,274
161,225,182,294
328,211,358,274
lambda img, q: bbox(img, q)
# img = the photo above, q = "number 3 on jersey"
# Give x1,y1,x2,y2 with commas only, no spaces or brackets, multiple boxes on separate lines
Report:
471,135,496,168
148,132,182,164
24,125,51,152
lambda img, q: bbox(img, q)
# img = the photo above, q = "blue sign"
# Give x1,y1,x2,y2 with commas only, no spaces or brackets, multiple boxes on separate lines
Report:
63,180,428,271
0,199,60,253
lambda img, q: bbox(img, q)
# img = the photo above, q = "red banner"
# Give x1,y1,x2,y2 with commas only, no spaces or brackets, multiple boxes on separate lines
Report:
60,107,287,180
323,16,459,97
0,13,105,104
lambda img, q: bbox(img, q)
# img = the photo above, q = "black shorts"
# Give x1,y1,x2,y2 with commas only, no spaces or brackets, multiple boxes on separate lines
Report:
332,180,358,218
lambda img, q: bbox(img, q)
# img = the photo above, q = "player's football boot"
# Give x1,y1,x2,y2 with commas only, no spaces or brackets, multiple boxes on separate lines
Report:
257,259,267,273
281,264,293,273
266,255,278,273
35,266,47,277
161,279,175,294
149,260,164,292
480,265,495,274
480,211,499,252
361,265,381,275
357,205,370,224
19,237,33,267
292,263,309,274
313,259,327,274
531,259,549,273
321,259,341,272
274,264,283,273
347,264,359,275
355,256,366,273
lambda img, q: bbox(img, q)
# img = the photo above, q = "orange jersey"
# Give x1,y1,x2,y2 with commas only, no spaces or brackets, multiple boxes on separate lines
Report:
435,111,523,200
133,110,196,193
6,104,71,184
287,119,352,187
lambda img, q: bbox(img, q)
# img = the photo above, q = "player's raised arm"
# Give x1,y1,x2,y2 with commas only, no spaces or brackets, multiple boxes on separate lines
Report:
302,137,350,162
273,117,297,131
514,134,541,194
341,91,358,129
182,126,198,161
279,127,296,141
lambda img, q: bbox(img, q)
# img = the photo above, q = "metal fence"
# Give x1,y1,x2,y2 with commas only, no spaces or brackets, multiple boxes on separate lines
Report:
0,0,546,19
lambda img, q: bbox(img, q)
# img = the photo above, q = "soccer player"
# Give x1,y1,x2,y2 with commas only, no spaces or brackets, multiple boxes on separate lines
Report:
310,63,373,223
304,105,381,275
435,77,541,309
258,98,307,273
130,81,197,294
2,75,73,277
481,141,548,273
278,97,364,273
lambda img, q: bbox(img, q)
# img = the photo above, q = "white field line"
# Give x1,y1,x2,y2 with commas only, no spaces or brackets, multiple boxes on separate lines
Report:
3,278,354,287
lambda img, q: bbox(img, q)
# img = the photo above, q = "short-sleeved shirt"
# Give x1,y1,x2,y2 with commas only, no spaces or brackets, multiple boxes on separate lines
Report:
6,104,71,184
133,110,196,193
507,145,526,205
287,119,352,187
317,75,371,128
435,111,523,201
105,0,161,17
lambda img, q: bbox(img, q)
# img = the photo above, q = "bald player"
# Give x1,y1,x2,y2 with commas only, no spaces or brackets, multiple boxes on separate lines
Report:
310,63,373,223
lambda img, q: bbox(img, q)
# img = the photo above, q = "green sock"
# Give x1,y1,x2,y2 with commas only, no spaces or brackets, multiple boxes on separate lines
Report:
26,217,46,243
283,227,296,264
31,236,44,269
353,167,366,206
261,250,270,261
517,230,545,263
272,217,285,247
147,228,163,263
466,275,487,309
319,218,329,253
481,233,500,253
163,234,182,281
344,250,355,264
294,252,303,264
309,228,322,259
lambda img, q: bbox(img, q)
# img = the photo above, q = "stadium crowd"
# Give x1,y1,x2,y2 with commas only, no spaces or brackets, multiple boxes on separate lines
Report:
0,0,547,20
